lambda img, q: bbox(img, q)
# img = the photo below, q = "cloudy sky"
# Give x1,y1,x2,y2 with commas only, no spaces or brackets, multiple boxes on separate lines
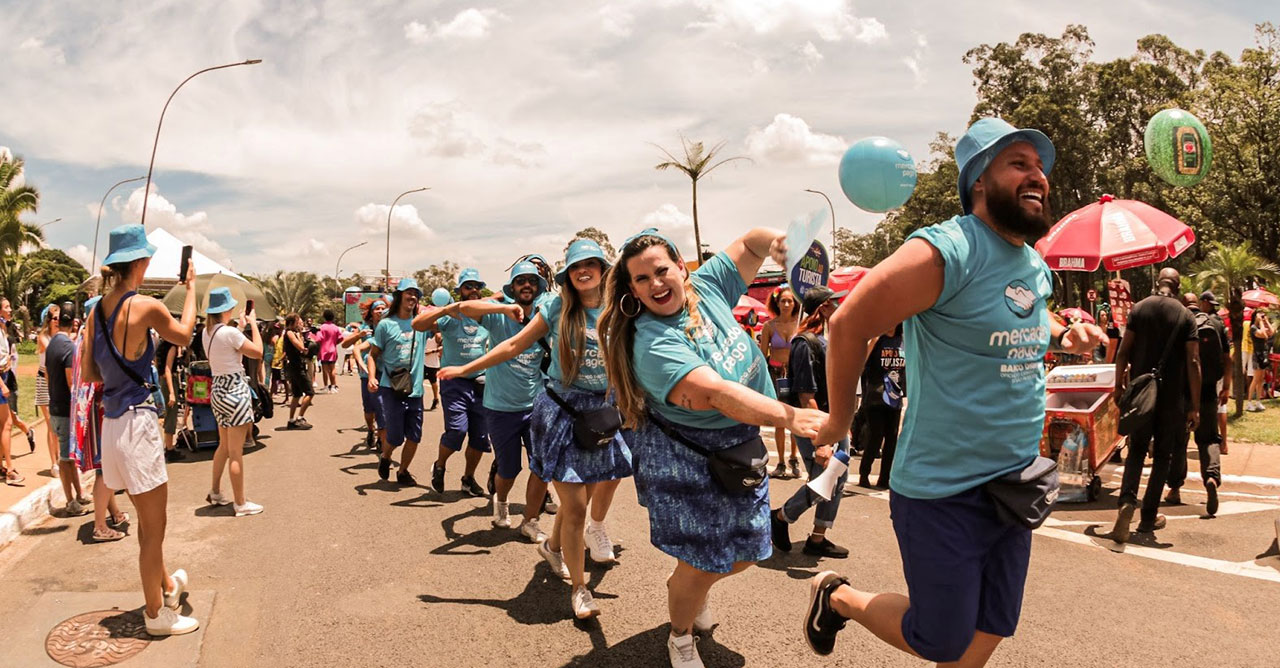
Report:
1,0,1271,284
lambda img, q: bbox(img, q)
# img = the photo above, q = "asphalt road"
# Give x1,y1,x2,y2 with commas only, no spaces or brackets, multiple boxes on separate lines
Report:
2,372,1279,668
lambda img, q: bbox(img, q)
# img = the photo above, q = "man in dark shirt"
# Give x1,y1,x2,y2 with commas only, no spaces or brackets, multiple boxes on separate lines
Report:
1167,291,1231,514
46,311,89,515
1110,268,1200,542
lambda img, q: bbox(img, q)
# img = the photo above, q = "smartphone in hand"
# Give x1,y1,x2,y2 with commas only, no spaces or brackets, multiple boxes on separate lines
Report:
245,299,255,317
179,245,193,282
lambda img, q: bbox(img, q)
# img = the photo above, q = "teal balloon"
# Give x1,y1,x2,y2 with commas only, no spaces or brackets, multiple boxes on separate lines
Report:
1144,108,1212,187
431,288,453,307
838,137,918,213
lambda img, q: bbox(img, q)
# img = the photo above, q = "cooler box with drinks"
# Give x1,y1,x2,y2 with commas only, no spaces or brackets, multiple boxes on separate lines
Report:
1040,364,1122,502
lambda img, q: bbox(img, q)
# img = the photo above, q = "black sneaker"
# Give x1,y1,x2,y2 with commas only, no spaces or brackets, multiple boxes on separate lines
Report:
487,461,497,496
164,449,185,462
365,432,375,449
297,417,313,430
1205,479,1219,517
1164,489,1182,505
378,457,392,481
397,469,417,487
27,429,36,452
431,464,446,493
1111,501,1137,544
1135,514,1167,533
428,399,439,411
460,475,485,498
770,509,792,553
286,419,300,430
803,537,850,559
803,571,849,656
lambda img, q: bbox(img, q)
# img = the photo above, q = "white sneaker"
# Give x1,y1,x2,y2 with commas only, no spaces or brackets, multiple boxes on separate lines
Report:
163,569,188,611
234,500,264,517
693,594,715,633
65,500,87,516
144,605,199,636
537,540,570,580
519,518,547,543
206,490,232,506
585,522,617,563
667,632,704,668
492,498,512,528
572,585,600,620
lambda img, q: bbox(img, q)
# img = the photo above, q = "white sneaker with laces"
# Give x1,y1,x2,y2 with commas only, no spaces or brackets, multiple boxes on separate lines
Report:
492,498,512,528
667,632,704,667
572,585,601,620
145,605,199,636
585,522,617,563
519,518,547,543
537,540,570,580
206,490,232,506
163,569,188,611
234,500,264,517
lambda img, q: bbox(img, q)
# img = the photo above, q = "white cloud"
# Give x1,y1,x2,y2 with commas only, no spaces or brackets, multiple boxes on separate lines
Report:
744,113,847,165
687,0,887,43
121,185,232,266
600,6,635,37
16,37,66,65
902,32,929,87
640,204,697,257
404,8,503,44
66,244,93,270
799,41,823,69
408,102,545,167
355,203,433,240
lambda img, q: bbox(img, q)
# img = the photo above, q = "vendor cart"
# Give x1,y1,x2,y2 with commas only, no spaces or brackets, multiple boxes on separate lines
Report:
1040,364,1122,502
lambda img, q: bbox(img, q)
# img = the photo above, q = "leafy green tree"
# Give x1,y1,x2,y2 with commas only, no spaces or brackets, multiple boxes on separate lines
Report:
564,227,616,261
0,154,43,258
413,261,462,299
249,271,324,319
19,248,89,318
653,137,750,259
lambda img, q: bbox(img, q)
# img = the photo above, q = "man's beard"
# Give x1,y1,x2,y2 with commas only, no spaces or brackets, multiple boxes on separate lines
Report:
984,185,1052,242
516,292,535,306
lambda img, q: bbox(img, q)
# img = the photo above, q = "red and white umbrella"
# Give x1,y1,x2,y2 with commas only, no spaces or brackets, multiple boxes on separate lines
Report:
1035,195,1196,272
733,295,770,324
828,266,869,295
1243,289,1279,309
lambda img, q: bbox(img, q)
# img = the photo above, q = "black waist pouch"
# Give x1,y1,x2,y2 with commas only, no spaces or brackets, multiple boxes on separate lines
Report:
983,456,1060,529
650,413,768,495
547,385,621,452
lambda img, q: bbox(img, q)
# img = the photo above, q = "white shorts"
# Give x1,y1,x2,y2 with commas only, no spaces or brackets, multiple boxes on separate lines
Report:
1244,354,1255,376
100,407,168,495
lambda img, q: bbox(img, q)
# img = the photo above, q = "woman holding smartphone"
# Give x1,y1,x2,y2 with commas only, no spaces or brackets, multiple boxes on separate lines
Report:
202,288,264,516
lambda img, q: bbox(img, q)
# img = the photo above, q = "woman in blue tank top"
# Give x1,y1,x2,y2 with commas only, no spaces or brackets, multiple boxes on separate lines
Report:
81,225,200,637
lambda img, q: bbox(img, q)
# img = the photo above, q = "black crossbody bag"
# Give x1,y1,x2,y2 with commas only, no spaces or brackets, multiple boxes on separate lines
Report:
649,412,768,495
545,384,622,451
983,456,1060,529
1116,327,1180,436
387,332,417,398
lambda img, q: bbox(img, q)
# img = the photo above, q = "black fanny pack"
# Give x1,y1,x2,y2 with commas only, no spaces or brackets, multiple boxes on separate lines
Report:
983,456,1060,529
546,385,622,451
387,334,418,397
650,413,768,495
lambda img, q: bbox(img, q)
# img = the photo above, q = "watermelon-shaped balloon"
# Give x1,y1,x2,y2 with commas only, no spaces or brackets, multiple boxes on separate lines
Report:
838,137,918,213
1144,108,1212,187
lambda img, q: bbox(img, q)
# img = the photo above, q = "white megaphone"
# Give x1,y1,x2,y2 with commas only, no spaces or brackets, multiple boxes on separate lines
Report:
806,450,851,501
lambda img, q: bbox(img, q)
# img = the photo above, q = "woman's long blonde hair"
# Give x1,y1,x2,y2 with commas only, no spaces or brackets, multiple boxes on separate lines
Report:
40,305,60,338
556,273,590,386
599,235,705,429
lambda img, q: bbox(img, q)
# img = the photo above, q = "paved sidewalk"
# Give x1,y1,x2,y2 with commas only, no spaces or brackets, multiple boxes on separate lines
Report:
1,419,93,551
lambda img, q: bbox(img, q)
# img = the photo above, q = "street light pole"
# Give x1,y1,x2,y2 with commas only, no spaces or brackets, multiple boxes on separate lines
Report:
92,177,146,268
804,188,837,255
335,241,368,281
140,59,262,227
37,217,63,230
385,187,429,290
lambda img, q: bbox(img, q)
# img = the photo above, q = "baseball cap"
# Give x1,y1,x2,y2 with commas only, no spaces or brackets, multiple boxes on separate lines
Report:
800,286,848,316
1198,290,1220,307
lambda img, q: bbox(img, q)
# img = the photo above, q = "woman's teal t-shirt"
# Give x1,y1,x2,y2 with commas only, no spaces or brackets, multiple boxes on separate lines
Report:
537,294,607,392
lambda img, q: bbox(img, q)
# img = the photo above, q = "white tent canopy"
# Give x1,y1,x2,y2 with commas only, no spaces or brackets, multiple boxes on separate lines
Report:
138,228,241,292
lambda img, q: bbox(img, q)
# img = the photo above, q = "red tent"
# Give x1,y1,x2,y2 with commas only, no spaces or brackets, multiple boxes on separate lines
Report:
829,266,869,296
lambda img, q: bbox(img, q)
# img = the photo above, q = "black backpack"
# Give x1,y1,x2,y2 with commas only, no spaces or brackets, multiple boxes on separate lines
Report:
1195,311,1225,386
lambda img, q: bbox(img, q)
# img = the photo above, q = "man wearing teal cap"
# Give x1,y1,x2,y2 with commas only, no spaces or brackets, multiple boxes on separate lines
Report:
802,118,1105,665
414,268,492,497
368,278,430,486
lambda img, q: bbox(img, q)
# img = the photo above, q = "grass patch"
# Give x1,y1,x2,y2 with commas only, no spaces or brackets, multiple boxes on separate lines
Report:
1226,397,1280,445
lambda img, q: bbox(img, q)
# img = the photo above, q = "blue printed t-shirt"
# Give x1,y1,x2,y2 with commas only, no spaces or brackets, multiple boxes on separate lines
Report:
372,316,428,398
537,294,607,392
435,311,490,379
481,296,546,412
356,329,374,380
893,214,1054,500
633,252,775,430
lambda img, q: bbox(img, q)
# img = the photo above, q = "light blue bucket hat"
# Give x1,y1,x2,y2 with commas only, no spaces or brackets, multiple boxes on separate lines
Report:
206,287,238,315
955,117,1056,215
455,268,485,290
84,296,102,314
102,224,157,266
503,260,548,299
556,239,611,286
395,277,422,296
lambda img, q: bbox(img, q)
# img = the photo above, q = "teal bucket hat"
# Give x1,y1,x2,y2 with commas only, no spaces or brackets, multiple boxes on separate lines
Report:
955,117,1056,215
103,224,158,266
40,304,56,325
206,287,238,315
84,296,102,314
455,268,485,290
395,277,422,296
504,260,548,300
556,239,611,286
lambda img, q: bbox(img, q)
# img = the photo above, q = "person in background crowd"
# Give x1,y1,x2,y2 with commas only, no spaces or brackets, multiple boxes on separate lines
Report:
0,297,36,484
72,296,130,542
202,288,265,517
370,279,430,486
598,227,821,668
758,285,801,478
771,285,852,560
1166,291,1230,514
1110,268,1199,542
341,322,359,376
1095,308,1118,363
423,331,441,411
36,304,62,476
46,308,91,515
1247,310,1273,411
261,320,278,389
857,322,905,490
83,224,201,636
343,297,388,450
318,310,342,394
282,313,315,429
271,319,287,398
155,332,185,463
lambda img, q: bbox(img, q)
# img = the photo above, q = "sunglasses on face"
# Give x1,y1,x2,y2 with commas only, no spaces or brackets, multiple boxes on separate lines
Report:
461,283,482,291
513,276,538,287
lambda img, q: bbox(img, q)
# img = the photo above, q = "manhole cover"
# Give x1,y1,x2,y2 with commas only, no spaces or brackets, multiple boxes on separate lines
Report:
45,609,152,667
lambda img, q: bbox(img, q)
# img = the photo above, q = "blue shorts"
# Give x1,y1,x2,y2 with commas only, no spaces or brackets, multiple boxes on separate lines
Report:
51,415,73,461
890,486,1032,663
486,408,532,479
378,387,423,448
440,378,490,452
361,380,384,428
0,371,12,405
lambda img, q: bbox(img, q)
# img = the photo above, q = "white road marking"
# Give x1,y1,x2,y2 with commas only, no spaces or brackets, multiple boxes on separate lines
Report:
1043,501,1279,526
1034,526,1280,585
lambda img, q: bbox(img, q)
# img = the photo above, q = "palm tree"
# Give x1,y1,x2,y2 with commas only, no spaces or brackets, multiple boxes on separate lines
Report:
0,154,43,257
249,270,324,319
1192,241,1280,415
653,137,750,261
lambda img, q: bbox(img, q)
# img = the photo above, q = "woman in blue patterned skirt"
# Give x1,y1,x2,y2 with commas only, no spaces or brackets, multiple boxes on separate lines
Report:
598,228,825,668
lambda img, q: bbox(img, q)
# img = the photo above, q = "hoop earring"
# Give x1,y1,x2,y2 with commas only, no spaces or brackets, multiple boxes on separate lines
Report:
620,293,642,318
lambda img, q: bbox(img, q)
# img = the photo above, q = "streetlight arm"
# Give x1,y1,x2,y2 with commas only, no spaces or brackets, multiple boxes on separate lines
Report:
385,187,430,288
336,240,369,280
140,59,262,227
804,189,837,257
92,176,146,269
